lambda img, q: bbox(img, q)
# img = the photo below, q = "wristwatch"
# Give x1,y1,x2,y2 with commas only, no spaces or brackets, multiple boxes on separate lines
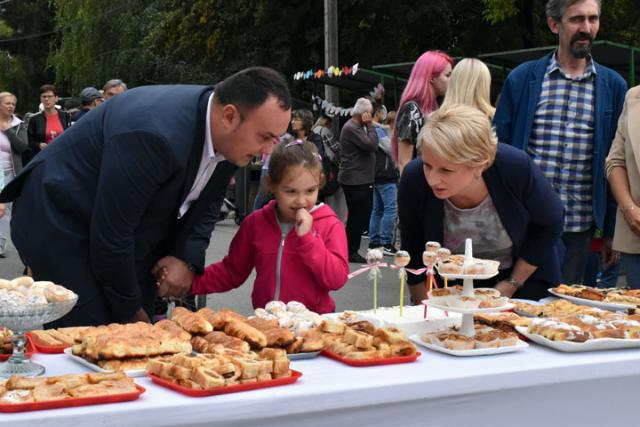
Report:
507,278,524,289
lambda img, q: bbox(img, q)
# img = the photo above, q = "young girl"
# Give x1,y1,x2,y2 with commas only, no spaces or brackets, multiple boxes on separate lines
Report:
189,138,349,313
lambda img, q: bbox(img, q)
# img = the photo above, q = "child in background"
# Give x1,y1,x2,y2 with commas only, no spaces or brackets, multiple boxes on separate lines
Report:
190,138,349,313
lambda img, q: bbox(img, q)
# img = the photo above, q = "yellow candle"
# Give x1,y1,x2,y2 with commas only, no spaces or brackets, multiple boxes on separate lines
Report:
445,277,448,288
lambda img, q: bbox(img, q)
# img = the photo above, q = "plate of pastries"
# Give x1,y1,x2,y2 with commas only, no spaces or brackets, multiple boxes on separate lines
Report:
435,254,500,280
319,315,419,366
0,372,143,412
0,276,76,307
549,284,640,310
67,320,193,376
147,347,300,396
171,306,324,359
28,327,89,353
515,311,640,352
412,317,529,357
425,287,513,313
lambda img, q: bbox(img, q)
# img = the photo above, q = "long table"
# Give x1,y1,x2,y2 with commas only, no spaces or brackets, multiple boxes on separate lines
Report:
1,345,639,426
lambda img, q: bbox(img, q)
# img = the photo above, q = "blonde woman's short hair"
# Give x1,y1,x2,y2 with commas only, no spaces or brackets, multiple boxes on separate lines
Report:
440,58,495,120
417,104,497,170
0,92,17,103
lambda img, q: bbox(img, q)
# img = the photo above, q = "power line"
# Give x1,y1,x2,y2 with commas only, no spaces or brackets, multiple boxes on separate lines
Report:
0,31,55,44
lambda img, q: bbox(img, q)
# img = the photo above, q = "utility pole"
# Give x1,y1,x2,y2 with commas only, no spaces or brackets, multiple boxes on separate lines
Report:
324,0,338,105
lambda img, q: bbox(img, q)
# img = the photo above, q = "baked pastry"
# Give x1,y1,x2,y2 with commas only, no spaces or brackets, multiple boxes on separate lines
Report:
224,320,267,349
321,319,346,334
436,260,463,275
435,333,474,350
244,317,296,347
171,307,213,334
479,297,508,309
449,296,480,309
154,319,192,341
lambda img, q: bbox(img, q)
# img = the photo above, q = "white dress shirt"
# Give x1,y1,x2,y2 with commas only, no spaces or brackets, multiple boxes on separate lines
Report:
178,93,225,218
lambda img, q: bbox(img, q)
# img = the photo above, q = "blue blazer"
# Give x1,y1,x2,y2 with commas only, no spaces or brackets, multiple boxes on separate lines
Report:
493,52,627,236
0,85,238,323
398,144,565,293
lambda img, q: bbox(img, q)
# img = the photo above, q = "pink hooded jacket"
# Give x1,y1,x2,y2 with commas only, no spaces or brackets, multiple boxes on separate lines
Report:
191,200,349,313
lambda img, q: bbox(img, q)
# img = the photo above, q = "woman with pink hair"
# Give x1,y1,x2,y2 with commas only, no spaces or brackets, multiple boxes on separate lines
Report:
393,50,454,173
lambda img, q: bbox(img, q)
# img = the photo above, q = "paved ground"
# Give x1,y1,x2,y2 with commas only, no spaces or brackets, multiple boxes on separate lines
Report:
0,219,408,316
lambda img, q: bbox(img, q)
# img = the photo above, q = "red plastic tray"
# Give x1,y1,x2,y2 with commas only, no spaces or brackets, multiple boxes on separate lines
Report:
0,384,145,413
321,349,421,366
148,369,302,397
0,335,35,361
26,332,70,354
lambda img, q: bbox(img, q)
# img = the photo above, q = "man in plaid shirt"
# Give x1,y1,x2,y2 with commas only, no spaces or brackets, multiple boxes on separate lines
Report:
494,0,627,285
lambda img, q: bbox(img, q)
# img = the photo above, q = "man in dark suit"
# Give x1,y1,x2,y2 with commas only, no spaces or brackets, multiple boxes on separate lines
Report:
0,67,292,326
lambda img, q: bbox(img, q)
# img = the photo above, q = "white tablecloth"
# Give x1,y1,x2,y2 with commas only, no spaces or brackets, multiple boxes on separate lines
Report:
1,346,638,427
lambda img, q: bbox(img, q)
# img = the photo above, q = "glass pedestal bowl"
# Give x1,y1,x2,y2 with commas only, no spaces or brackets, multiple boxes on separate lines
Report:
0,297,77,378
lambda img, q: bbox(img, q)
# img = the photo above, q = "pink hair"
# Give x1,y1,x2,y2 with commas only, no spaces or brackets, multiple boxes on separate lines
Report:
392,50,454,161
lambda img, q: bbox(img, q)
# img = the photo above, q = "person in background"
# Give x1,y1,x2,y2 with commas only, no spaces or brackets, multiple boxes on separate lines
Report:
0,92,29,257
399,105,564,303
440,58,496,120
339,98,379,263
606,85,640,289
494,0,626,284
183,139,349,314
312,114,346,223
27,84,71,158
392,50,453,173
368,102,399,256
103,79,127,100
71,87,103,123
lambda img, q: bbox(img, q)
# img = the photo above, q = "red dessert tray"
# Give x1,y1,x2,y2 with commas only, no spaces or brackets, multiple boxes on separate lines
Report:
148,369,302,397
321,350,421,367
26,332,70,354
0,335,35,361
0,384,146,413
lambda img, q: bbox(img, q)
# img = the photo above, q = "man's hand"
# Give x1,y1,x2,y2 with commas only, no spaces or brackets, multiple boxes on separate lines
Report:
361,111,373,126
0,203,5,219
152,256,194,298
494,280,517,298
623,204,640,236
39,143,47,150
295,208,313,237
601,236,620,269
129,308,151,323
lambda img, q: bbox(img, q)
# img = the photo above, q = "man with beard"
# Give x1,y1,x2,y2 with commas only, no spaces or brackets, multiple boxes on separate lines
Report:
494,0,627,285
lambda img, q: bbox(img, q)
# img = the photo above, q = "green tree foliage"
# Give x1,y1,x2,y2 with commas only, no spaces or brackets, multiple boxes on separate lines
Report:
0,0,56,113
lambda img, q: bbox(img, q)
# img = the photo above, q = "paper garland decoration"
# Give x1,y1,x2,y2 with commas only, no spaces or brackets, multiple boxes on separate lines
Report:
293,63,359,81
311,94,354,117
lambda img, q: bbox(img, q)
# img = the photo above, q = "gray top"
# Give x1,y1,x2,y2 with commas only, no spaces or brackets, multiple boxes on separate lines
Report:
337,119,378,185
443,195,513,270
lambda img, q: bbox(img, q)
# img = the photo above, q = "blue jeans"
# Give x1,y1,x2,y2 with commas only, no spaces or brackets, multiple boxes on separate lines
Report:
368,183,397,245
621,253,640,289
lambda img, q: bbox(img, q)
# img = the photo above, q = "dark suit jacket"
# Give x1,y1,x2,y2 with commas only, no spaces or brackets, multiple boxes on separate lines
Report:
398,143,565,299
1,85,238,323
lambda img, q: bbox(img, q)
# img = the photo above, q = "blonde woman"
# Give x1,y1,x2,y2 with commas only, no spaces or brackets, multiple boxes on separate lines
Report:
440,58,495,120
398,105,564,303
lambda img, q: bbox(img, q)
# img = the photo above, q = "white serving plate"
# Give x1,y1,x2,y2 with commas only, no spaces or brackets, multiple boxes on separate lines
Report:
436,271,499,280
422,299,515,314
64,348,147,377
287,350,321,360
547,288,636,311
515,326,640,352
409,334,528,357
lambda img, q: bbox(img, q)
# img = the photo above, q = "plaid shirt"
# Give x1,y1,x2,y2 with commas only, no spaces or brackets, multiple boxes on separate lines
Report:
528,53,596,232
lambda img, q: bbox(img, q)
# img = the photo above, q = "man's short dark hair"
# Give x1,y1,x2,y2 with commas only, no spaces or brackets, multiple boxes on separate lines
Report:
40,84,57,96
545,0,601,22
214,67,291,118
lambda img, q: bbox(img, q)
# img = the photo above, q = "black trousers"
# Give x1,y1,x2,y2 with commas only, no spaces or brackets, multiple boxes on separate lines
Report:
342,183,372,255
